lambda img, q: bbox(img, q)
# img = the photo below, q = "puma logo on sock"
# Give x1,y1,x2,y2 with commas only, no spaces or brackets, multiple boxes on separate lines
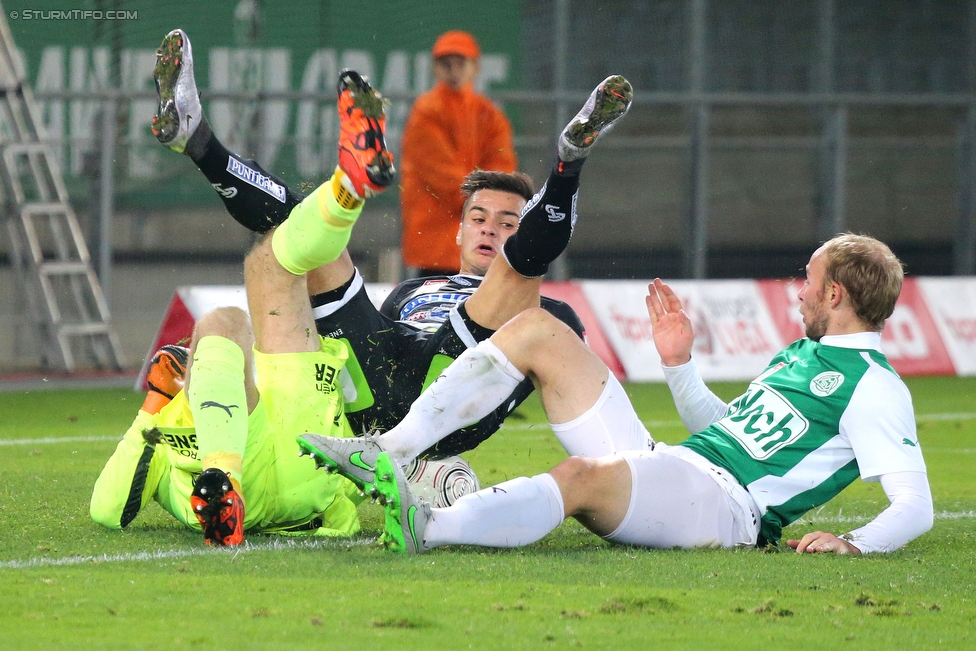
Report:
200,401,239,417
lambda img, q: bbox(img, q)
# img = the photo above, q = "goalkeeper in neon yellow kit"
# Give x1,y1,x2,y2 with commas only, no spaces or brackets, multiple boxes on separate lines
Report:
90,29,395,545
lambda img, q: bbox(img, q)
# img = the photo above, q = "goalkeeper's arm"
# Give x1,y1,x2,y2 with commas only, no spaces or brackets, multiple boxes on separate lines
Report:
90,410,170,530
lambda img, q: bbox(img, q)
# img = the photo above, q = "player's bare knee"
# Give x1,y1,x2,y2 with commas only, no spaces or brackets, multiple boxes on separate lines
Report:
550,456,631,524
192,307,253,351
549,456,603,512
498,308,570,355
509,307,560,332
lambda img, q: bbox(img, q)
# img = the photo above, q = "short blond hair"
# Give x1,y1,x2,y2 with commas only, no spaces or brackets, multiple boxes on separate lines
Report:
821,233,904,330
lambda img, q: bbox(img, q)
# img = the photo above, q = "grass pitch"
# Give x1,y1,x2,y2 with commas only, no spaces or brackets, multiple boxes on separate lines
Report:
0,377,973,650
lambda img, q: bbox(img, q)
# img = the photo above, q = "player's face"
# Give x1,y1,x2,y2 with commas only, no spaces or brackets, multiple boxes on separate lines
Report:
798,246,830,341
434,55,479,90
456,189,524,276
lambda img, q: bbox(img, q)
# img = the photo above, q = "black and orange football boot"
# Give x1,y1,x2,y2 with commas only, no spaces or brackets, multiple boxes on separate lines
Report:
190,468,245,546
334,69,395,200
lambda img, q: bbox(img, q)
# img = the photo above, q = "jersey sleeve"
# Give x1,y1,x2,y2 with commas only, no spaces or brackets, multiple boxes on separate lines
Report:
662,358,730,433
89,410,171,530
842,357,927,481
843,470,933,553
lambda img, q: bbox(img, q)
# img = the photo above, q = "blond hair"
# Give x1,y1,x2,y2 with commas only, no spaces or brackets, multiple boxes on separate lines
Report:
821,233,904,330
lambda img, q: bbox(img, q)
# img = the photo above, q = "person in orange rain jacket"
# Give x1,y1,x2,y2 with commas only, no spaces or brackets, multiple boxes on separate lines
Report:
400,30,517,276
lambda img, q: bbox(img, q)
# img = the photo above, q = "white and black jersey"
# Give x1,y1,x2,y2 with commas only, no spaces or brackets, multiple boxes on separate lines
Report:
380,274,484,333
311,269,585,457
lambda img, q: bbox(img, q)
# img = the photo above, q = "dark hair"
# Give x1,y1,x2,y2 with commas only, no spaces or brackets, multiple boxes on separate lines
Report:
459,170,534,213
821,233,904,331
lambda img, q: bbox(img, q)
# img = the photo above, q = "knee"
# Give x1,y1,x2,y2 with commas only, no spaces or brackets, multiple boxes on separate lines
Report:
549,456,604,513
501,307,570,346
493,308,576,369
193,307,253,351
549,455,631,520
550,455,600,487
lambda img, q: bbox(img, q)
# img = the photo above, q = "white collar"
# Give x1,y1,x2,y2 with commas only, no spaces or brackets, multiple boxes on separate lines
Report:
816,331,883,351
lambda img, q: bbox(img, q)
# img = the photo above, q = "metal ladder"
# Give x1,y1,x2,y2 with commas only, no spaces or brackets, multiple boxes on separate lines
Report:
0,11,125,371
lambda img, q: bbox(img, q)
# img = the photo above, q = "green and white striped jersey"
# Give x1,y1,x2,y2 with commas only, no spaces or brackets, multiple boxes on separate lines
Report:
681,332,926,545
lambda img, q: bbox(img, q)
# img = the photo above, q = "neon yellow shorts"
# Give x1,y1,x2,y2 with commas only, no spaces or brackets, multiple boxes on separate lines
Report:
149,336,361,535
242,336,360,534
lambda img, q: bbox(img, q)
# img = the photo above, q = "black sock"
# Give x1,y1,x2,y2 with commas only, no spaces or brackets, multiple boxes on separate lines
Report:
185,118,304,233
501,159,582,277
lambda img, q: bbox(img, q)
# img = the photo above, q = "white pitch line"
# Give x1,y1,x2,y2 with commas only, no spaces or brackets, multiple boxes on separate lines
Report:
0,435,119,446
491,414,976,431
916,412,976,422
0,536,377,570
502,419,684,431
799,510,976,525
3,412,975,447
3,512,972,569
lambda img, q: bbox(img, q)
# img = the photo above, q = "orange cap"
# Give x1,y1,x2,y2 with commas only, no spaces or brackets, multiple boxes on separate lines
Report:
432,30,480,60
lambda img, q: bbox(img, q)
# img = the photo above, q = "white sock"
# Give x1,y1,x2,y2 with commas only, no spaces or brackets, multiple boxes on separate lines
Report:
379,340,524,464
424,473,565,548
550,373,654,457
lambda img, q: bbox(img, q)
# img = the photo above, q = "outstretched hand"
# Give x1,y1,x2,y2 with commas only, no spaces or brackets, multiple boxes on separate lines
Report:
645,278,694,367
787,531,862,555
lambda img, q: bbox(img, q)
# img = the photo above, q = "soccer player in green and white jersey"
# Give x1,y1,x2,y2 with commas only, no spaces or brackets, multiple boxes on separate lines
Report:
309,233,933,554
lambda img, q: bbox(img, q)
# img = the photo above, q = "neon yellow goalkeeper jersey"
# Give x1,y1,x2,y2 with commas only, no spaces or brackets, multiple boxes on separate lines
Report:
90,391,361,537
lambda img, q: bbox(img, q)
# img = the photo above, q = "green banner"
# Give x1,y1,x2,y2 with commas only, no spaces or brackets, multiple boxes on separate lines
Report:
5,0,521,208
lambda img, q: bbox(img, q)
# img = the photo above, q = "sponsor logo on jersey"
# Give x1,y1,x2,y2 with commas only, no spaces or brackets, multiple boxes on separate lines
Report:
449,275,473,286
315,363,337,394
420,279,448,288
212,183,238,198
226,158,287,203
544,204,565,222
901,437,917,447
400,292,469,318
809,371,844,397
162,431,198,458
717,383,809,460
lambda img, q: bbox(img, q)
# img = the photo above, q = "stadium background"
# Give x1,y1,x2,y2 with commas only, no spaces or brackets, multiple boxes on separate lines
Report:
0,0,973,371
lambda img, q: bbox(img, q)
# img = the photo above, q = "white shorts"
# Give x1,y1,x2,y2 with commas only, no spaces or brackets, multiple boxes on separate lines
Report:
605,445,761,549
549,374,655,456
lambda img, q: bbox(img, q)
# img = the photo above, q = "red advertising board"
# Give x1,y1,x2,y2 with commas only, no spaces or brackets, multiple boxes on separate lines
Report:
757,278,955,376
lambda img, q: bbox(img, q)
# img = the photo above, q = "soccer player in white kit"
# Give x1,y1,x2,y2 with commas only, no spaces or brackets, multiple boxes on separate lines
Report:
325,233,933,554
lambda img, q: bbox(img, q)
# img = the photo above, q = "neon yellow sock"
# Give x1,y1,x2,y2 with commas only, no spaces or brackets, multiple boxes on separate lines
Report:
271,168,364,275
188,336,248,478
202,452,244,492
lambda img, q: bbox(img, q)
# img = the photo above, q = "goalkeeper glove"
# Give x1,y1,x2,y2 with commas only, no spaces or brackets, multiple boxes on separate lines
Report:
142,344,189,414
